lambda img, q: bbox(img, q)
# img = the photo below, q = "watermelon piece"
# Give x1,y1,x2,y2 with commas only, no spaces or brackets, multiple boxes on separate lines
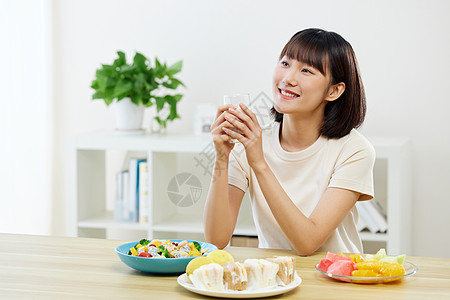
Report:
325,252,352,263
317,258,333,273
327,260,356,276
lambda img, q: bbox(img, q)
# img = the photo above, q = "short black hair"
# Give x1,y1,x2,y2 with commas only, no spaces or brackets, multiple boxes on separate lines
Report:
271,28,366,139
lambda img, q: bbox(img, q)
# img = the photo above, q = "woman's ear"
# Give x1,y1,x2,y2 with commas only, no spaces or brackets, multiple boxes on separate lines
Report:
325,82,346,102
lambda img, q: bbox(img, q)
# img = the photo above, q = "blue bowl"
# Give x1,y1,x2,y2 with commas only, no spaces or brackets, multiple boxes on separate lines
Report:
115,239,218,274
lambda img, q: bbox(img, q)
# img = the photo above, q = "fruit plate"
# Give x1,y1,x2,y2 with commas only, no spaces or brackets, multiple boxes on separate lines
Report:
115,239,218,274
177,272,302,298
315,261,418,283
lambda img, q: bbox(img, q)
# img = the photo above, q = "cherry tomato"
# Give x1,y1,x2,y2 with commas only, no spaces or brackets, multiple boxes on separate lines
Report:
139,252,151,257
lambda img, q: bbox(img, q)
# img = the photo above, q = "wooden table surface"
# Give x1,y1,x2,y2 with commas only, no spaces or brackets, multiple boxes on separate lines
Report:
1,233,449,299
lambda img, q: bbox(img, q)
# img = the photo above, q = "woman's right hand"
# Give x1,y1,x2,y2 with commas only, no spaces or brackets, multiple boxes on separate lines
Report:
210,104,238,163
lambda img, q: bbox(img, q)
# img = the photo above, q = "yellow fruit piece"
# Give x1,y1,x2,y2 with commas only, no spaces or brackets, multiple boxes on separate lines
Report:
150,240,161,247
352,269,378,277
189,242,199,250
129,247,138,256
186,257,214,275
348,254,364,263
207,250,234,265
356,261,384,273
378,263,405,277
188,248,201,257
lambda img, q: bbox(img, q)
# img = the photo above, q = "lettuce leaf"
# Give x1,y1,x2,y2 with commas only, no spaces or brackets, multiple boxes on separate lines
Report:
162,248,171,258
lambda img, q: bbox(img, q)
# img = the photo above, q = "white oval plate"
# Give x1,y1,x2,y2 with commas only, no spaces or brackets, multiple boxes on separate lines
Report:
177,272,302,298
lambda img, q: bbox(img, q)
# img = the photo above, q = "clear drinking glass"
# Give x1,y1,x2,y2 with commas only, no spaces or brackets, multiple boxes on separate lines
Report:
223,93,250,143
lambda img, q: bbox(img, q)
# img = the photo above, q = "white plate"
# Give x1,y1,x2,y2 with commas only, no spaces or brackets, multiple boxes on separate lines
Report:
177,272,302,298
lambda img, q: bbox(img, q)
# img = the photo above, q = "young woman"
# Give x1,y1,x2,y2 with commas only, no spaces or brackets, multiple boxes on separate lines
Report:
204,28,375,256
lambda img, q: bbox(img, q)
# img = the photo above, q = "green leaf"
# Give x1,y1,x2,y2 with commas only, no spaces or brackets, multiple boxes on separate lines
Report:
139,239,150,246
113,80,133,98
155,116,167,128
103,87,114,101
98,65,116,77
164,95,177,106
119,65,136,74
134,52,148,72
107,76,118,89
155,57,162,69
92,91,104,100
172,78,185,88
91,79,99,89
154,97,166,112
166,60,183,76
95,74,109,91
95,70,107,84
193,241,201,252
130,93,141,105
170,108,180,120
171,94,183,103
113,51,126,67
168,105,179,121
135,73,146,88
154,57,166,78
104,97,114,106
162,78,184,89
162,248,171,258
141,92,151,106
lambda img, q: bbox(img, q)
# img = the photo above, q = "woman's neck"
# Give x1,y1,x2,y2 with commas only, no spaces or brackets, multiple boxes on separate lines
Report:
279,114,322,152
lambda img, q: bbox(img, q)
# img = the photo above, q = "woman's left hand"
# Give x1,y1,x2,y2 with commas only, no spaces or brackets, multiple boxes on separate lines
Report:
223,103,266,171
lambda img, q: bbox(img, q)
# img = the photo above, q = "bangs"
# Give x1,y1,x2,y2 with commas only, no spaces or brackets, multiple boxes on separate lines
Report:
279,29,330,76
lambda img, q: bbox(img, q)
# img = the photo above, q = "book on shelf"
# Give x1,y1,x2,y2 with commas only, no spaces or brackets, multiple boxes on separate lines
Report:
122,171,130,221
356,213,367,232
138,161,149,224
356,200,388,234
114,170,129,222
114,171,124,222
128,158,146,222
114,158,148,223
370,198,387,218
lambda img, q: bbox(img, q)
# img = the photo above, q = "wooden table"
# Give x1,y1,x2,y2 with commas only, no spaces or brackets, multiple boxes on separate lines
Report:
1,234,449,299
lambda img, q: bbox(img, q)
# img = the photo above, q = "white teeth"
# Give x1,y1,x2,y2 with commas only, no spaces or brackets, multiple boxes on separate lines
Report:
280,90,298,97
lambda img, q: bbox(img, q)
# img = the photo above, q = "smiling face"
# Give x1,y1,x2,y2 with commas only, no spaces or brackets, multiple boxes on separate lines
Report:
272,56,333,118
271,29,364,139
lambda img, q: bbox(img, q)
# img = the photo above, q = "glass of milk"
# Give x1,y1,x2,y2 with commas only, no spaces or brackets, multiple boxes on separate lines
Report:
223,93,250,143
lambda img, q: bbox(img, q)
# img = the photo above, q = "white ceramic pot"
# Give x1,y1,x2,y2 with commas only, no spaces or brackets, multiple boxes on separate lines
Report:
112,98,145,133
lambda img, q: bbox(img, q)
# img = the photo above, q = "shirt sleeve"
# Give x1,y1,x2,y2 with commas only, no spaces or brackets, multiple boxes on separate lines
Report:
329,133,376,201
228,143,249,192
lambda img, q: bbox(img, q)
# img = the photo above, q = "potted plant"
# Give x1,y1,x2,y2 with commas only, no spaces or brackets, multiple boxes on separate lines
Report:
91,51,184,132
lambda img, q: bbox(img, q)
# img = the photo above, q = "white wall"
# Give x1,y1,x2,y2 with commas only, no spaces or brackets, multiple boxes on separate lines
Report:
0,0,53,235
50,0,450,257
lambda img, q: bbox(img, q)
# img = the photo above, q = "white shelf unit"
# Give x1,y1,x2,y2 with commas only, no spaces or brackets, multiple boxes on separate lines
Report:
67,131,411,254
364,136,412,255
